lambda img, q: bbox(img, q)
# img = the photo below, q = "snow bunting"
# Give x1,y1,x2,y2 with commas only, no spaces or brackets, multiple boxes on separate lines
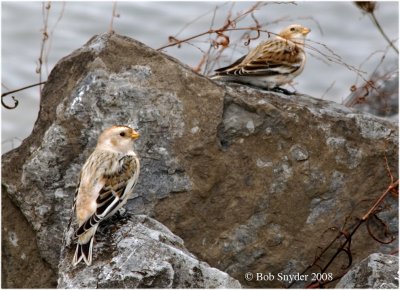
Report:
72,125,140,266
211,24,311,94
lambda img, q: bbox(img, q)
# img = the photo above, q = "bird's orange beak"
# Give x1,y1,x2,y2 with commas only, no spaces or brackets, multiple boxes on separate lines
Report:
130,130,140,139
302,27,311,35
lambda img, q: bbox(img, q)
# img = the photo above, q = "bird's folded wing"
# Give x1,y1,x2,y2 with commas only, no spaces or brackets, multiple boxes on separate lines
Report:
67,174,81,231
74,155,138,237
214,39,303,77
214,55,247,73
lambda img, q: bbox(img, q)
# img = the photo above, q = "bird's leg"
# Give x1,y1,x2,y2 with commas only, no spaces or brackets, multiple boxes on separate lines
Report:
116,207,128,218
271,86,296,95
97,223,109,235
97,213,121,235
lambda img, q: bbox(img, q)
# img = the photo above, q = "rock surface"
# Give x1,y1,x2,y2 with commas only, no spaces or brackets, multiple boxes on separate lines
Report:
2,188,57,288
335,253,398,288
2,32,398,288
58,215,240,288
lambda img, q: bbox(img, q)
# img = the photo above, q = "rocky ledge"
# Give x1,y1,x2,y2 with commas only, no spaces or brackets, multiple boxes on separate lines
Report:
58,215,240,288
2,32,398,288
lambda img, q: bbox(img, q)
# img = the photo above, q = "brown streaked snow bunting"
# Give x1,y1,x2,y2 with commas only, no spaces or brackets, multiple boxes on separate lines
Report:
211,24,311,94
72,125,140,266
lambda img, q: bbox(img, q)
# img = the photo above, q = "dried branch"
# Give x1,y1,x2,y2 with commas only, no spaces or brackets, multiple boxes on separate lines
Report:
362,184,399,222
158,2,266,51
320,81,336,99
158,2,373,91
5,2,65,109
288,152,398,288
44,1,66,77
304,39,369,84
354,2,398,55
109,2,119,33
366,214,395,244
369,13,398,54
1,81,47,109
173,2,230,39
2,95,19,110
37,2,51,93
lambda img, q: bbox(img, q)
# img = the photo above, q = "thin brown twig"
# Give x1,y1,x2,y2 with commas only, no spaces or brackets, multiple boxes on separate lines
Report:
159,23,370,88
362,182,398,221
308,51,332,66
1,81,47,98
289,163,398,289
1,81,47,109
369,12,398,54
158,2,265,51
384,151,394,184
158,27,277,51
351,38,397,94
366,214,395,244
37,2,51,93
1,83,11,91
45,1,66,77
192,54,207,74
204,2,238,75
203,5,220,75
304,40,368,80
109,1,118,33
174,2,230,39
320,81,336,100
354,2,398,54
230,2,265,24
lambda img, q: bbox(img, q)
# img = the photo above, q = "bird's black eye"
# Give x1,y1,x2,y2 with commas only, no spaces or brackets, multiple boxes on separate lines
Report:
120,132,126,137
290,27,296,32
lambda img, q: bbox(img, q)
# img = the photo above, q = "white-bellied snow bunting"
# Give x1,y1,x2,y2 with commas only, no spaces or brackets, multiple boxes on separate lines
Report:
211,24,311,94
72,125,140,266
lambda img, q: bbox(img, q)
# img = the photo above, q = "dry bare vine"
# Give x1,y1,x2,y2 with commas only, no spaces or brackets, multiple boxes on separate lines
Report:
37,2,51,92
1,81,47,109
287,152,398,288
157,2,371,86
343,40,398,118
44,1,66,76
2,1,65,110
354,1,398,55
109,2,119,33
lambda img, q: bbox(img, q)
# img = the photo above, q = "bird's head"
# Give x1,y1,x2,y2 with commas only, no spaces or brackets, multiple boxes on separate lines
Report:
278,24,311,43
96,125,140,153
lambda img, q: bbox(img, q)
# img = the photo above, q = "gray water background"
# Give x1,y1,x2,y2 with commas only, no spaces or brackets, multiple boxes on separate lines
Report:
2,1,399,153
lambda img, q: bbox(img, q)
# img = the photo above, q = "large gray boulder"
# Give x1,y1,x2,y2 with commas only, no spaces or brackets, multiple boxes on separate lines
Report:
335,253,398,288
2,32,398,288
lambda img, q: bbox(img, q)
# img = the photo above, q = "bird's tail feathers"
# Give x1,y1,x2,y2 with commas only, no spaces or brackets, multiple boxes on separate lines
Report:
72,236,94,266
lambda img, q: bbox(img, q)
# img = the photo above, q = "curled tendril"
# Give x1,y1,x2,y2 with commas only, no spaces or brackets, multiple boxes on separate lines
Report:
1,95,19,109
1,81,46,109
244,29,260,46
366,214,396,244
338,248,353,270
